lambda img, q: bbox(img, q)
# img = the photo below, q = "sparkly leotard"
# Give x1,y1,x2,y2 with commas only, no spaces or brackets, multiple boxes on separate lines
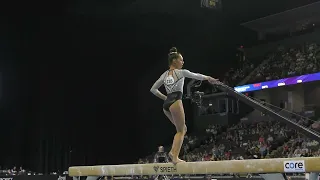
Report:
150,69,207,111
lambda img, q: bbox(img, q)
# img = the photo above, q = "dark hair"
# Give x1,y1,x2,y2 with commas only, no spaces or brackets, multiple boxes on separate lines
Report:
168,47,180,66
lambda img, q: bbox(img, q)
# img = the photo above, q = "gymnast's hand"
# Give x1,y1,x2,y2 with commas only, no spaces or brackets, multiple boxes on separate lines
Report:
207,76,219,84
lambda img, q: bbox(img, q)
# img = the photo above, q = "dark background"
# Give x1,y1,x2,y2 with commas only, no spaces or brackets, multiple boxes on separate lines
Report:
0,0,318,173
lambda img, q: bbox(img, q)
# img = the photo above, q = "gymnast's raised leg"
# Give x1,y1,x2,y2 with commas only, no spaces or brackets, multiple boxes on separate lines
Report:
164,100,187,164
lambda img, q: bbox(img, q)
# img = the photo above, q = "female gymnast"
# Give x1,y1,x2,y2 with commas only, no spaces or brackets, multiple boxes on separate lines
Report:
150,47,219,164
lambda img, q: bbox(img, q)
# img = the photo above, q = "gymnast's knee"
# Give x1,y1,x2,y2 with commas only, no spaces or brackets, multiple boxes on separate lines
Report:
177,125,187,135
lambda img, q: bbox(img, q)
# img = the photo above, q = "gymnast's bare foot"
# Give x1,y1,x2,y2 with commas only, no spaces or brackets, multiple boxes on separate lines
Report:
172,158,185,164
169,152,185,164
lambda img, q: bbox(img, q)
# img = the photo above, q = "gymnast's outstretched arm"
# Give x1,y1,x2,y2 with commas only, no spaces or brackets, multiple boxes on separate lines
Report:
181,69,216,82
150,75,167,100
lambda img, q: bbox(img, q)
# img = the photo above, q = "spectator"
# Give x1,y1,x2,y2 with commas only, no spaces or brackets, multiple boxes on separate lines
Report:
267,134,274,143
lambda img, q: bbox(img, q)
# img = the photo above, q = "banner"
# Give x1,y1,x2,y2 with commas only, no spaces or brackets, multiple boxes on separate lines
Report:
234,72,320,93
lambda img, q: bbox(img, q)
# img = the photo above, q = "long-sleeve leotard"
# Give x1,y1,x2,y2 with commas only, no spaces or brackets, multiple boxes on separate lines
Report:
150,69,207,96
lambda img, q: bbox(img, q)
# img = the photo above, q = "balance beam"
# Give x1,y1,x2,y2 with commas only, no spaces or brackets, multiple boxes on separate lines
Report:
68,157,320,176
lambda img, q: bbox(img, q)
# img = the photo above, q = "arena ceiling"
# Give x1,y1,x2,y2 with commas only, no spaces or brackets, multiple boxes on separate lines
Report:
241,1,320,33
73,0,320,23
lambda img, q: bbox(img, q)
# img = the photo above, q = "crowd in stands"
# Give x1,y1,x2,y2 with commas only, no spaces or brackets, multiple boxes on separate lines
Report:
250,42,320,83
225,42,320,86
138,116,320,163
0,166,26,175
223,57,257,86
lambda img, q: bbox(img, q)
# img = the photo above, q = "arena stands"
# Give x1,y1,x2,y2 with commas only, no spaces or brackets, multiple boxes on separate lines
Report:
247,42,319,84
138,118,319,178
224,42,320,87
0,167,26,176
0,166,68,180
